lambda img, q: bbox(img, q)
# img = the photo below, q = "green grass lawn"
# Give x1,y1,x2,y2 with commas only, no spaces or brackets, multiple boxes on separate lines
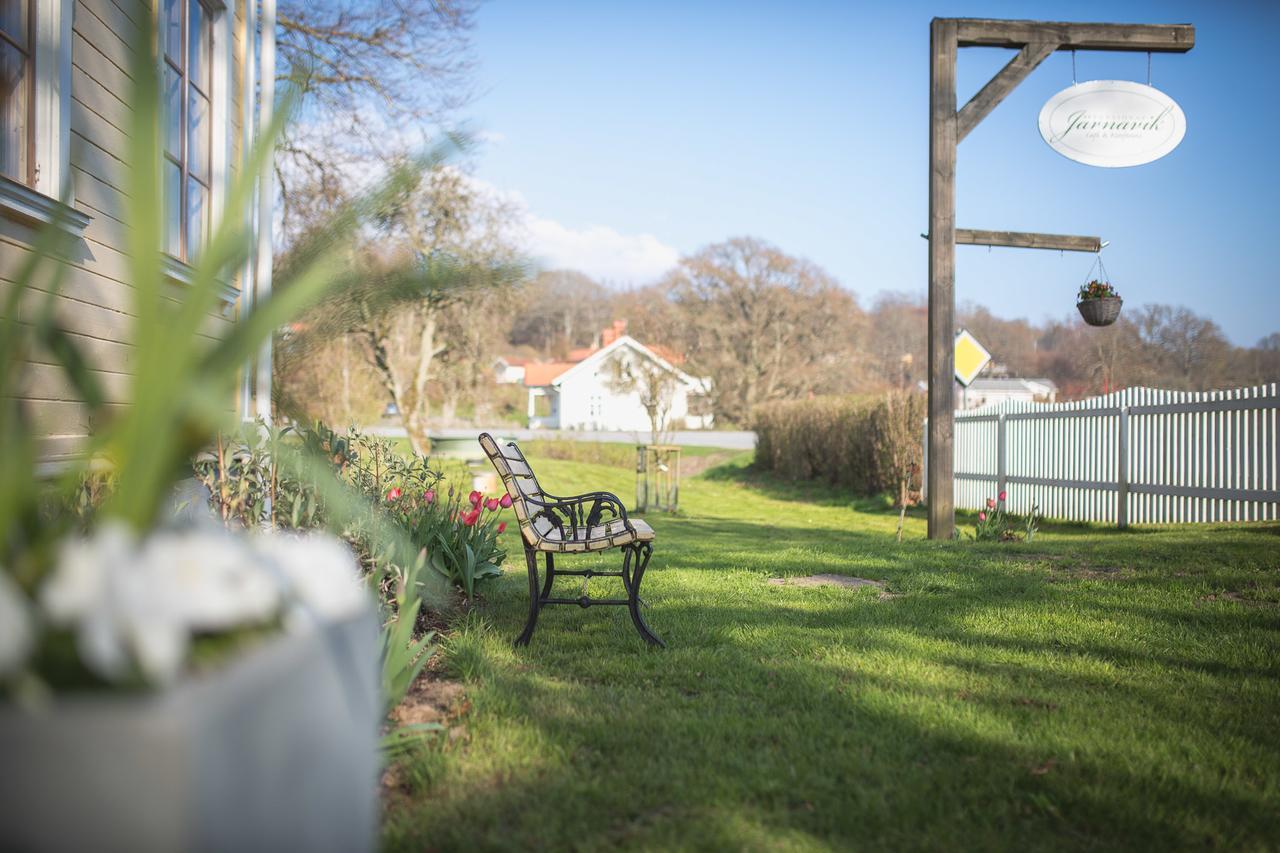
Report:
383,451,1280,851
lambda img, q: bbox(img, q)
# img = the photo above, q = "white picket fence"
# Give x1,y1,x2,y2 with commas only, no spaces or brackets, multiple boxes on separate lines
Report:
928,382,1280,526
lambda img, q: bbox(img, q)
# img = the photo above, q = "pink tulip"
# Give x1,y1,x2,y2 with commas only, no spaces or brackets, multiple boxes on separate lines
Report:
469,490,482,507
986,498,996,509
998,490,1007,502
499,494,512,508
497,522,507,534
386,487,403,502
485,498,500,511
423,489,436,504
978,511,987,522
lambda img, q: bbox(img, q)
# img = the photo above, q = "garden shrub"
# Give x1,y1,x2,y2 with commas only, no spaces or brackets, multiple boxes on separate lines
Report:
753,393,926,496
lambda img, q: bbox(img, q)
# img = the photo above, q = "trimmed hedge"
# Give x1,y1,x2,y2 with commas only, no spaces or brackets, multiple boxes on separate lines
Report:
753,393,926,495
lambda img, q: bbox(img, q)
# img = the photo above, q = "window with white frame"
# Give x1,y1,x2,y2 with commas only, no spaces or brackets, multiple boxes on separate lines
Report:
161,0,214,262
0,0,80,230
0,0,34,186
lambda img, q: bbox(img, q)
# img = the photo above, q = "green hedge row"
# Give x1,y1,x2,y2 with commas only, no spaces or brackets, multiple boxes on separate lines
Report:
752,393,927,496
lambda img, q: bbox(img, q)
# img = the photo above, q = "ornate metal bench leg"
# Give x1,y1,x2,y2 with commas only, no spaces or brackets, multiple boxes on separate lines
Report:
540,552,556,600
623,542,665,647
514,546,541,647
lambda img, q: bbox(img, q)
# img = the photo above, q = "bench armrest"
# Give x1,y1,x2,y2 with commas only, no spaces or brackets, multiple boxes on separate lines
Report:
523,491,633,539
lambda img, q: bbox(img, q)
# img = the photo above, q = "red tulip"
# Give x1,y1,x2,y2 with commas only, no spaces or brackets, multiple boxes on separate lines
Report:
986,497,996,509
978,511,987,522
497,522,507,534
423,489,436,504
386,487,403,502
499,494,512,508
485,498,500,511
463,508,481,527
998,490,1007,502
469,490,482,507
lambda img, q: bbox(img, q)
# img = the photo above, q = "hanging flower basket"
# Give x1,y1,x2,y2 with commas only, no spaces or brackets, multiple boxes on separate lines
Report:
1076,278,1123,327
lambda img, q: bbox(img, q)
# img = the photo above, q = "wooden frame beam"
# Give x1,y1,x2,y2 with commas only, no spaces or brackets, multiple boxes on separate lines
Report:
925,17,1194,540
954,19,1194,52
956,229,1102,252
957,42,1057,142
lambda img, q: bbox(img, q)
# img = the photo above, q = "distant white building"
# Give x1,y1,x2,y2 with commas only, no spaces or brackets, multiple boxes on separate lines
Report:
493,357,528,385
962,377,1058,409
518,322,713,431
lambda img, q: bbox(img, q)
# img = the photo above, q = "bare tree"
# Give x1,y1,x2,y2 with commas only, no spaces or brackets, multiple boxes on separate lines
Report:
274,0,477,237
657,237,863,425
871,390,926,542
507,270,614,358
866,293,927,390
279,161,524,453
1130,304,1232,390
606,348,680,445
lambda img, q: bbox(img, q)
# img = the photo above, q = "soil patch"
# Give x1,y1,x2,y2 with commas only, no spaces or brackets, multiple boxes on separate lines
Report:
769,574,885,590
381,669,470,802
1199,591,1277,608
388,674,467,728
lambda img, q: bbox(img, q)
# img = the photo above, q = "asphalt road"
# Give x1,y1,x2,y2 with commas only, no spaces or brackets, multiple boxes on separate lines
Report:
364,425,756,450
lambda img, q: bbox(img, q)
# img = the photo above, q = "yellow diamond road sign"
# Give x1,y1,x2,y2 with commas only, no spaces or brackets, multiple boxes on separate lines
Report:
954,329,991,387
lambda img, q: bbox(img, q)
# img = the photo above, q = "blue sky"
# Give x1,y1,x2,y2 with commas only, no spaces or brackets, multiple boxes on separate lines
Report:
465,1,1278,346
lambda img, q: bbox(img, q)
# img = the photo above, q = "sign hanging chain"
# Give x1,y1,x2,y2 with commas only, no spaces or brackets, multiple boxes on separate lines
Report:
1147,51,1152,85
1072,50,1077,84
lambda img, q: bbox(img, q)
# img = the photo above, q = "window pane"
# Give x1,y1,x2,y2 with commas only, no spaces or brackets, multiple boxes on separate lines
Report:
188,0,208,93
188,89,209,181
0,38,27,183
186,177,206,259
162,0,182,63
163,64,182,158
165,160,182,256
0,0,28,50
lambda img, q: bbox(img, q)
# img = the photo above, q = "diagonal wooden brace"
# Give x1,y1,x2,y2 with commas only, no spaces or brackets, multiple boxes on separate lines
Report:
957,41,1058,142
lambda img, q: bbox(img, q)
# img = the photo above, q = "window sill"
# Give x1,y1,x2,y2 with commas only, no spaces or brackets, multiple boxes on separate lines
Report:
162,254,241,317
0,176,91,236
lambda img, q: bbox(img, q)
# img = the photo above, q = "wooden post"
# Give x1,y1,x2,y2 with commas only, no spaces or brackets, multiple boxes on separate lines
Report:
927,18,957,540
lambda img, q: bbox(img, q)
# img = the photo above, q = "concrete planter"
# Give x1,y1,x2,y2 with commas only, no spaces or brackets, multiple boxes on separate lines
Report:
0,609,380,853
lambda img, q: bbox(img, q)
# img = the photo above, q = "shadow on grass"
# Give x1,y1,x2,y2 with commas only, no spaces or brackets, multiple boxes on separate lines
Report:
388,574,1279,850
384,461,1280,850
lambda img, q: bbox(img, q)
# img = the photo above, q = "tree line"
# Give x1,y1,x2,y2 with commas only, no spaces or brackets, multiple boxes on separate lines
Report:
277,224,1279,437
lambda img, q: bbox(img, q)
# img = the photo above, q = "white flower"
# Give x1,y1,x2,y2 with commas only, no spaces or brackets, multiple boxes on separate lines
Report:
253,532,369,632
137,529,280,631
39,523,134,624
41,524,283,686
0,571,34,678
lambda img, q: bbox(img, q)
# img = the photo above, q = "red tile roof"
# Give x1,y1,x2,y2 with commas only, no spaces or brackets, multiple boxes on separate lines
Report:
517,321,689,387
522,362,577,387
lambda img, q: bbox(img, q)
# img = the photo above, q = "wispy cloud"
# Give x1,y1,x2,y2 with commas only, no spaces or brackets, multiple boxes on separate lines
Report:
520,216,678,284
466,176,679,284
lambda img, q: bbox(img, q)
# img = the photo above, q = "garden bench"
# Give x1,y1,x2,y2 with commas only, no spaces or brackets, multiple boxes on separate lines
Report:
478,433,665,647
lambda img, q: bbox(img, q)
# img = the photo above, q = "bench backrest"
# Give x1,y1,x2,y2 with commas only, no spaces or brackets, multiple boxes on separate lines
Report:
478,433,551,546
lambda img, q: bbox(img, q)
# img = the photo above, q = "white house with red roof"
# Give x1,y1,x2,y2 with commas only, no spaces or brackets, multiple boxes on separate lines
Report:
515,322,713,431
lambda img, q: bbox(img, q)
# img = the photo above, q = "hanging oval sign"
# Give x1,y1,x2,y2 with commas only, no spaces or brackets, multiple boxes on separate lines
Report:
1038,80,1186,168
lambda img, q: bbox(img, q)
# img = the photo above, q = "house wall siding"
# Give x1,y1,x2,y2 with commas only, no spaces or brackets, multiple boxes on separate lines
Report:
555,363,695,433
7,0,248,462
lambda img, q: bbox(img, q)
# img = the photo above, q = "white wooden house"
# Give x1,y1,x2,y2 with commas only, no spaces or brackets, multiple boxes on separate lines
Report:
961,377,1058,409
2,0,277,461
521,323,712,431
